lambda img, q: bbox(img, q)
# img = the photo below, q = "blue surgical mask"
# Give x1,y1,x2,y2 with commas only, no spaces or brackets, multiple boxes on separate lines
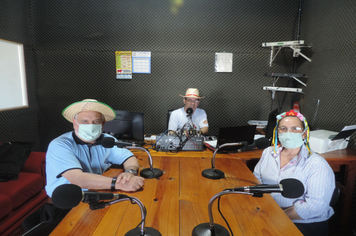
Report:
77,124,102,142
278,132,304,149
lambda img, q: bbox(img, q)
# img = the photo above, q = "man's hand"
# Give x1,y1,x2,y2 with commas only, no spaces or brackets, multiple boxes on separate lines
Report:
115,174,144,192
117,171,136,185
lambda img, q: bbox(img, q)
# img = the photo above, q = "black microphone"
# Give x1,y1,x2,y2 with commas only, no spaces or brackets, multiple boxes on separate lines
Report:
101,137,133,148
101,137,164,179
227,178,304,198
239,137,270,152
186,108,193,116
52,184,127,209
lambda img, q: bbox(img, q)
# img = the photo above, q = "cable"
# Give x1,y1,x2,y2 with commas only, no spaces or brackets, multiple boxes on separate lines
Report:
186,131,201,150
217,196,234,236
147,130,168,150
127,196,147,230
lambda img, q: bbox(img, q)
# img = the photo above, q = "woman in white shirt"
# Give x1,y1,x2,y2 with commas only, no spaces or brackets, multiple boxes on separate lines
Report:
253,110,335,236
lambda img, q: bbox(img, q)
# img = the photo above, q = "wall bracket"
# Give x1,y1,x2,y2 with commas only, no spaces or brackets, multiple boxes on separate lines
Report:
262,40,311,66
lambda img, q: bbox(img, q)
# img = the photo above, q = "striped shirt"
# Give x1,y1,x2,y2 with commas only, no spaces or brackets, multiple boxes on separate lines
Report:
253,145,335,223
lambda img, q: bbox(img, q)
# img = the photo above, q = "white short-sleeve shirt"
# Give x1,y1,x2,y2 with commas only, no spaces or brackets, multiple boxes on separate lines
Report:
168,107,208,132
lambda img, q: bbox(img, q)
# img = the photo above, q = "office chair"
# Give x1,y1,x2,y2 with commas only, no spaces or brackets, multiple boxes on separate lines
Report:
167,110,173,129
330,181,340,207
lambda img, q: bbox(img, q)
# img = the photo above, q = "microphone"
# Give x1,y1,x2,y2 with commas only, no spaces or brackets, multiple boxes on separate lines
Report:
101,137,133,148
192,178,304,236
186,108,193,116
180,108,194,134
101,137,163,179
226,178,305,198
238,137,270,152
52,184,127,209
202,142,246,179
52,184,162,236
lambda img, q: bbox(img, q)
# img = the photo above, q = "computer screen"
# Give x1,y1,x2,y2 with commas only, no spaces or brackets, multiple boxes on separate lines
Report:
265,108,279,143
103,110,144,142
217,125,257,153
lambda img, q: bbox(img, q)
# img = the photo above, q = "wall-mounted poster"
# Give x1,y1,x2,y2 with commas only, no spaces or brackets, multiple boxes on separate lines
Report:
132,51,151,74
115,51,132,79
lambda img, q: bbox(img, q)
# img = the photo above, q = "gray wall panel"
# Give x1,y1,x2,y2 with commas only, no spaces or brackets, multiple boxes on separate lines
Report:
0,0,41,150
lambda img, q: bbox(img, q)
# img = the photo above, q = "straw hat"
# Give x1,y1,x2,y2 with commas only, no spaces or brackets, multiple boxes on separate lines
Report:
62,99,116,123
179,88,204,99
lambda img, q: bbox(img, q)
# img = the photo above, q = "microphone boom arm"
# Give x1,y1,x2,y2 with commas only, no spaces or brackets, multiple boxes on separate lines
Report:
124,146,163,179
192,190,253,236
90,196,161,236
211,142,247,169
208,190,252,230
202,142,247,180
125,146,154,170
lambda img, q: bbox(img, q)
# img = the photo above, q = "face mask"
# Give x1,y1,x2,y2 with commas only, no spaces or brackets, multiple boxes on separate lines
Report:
278,132,304,149
77,124,102,142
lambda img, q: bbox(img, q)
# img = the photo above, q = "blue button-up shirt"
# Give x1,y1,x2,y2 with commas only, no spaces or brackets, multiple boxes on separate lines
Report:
253,145,335,223
45,132,134,197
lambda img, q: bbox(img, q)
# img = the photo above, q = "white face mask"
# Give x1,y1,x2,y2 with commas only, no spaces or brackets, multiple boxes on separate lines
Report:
278,132,305,149
77,123,102,142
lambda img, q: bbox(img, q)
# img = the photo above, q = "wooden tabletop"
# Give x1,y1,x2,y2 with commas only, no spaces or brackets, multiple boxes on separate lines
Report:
50,152,302,236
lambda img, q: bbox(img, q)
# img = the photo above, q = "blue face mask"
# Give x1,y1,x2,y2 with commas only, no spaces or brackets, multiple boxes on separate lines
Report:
278,132,304,149
77,124,102,142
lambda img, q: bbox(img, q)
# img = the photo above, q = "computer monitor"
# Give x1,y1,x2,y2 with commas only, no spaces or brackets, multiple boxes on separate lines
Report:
217,125,257,153
265,108,279,142
103,110,144,142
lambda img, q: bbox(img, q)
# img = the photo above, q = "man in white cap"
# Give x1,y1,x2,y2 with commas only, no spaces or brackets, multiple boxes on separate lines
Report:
22,99,144,233
168,88,209,135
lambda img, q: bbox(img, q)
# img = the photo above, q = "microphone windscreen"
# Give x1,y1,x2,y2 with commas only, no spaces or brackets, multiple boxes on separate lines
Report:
52,184,83,209
186,108,193,115
101,137,115,148
280,178,304,198
255,137,270,149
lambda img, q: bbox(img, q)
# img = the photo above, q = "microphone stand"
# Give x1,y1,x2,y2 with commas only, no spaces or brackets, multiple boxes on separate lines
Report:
125,146,163,179
202,142,246,179
192,190,253,236
89,196,161,236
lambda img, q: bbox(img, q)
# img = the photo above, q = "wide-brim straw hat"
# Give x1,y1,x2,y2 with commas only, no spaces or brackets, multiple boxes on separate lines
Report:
179,88,204,99
62,99,116,123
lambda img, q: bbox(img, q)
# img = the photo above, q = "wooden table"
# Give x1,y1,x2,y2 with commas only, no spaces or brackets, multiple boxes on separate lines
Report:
50,151,302,236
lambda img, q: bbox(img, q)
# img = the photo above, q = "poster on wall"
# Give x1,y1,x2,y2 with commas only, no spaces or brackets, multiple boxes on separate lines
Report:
215,52,233,72
115,51,132,79
132,51,151,74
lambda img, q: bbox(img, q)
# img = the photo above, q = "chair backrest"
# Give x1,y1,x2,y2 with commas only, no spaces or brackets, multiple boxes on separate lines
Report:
167,110,173,129
330,181,340,207
22,222,56,236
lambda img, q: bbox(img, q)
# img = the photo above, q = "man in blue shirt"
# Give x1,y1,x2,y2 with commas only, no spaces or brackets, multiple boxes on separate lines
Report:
23,99,144,233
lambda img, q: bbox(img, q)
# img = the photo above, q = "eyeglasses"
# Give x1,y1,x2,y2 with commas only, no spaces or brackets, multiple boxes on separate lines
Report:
278,126,303,133
185,98,200,103
75,118,104,125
